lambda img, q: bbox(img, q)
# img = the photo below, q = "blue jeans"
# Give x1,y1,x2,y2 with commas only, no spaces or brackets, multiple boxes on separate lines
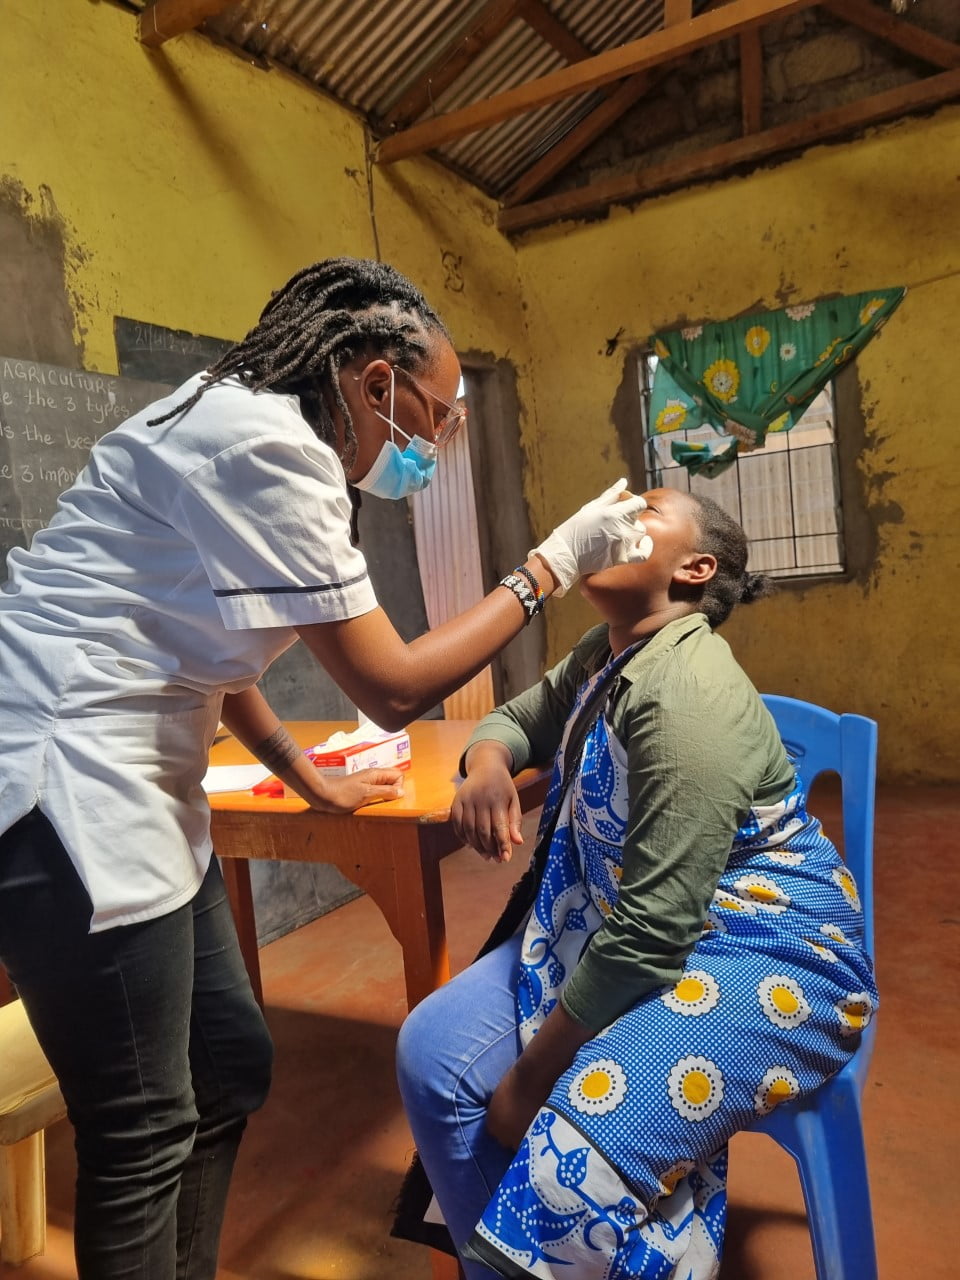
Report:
396,934,524,1280
0,809,273,1279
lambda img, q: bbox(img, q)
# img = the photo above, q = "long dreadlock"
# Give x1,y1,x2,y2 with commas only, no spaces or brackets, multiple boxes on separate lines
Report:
147,258,450,470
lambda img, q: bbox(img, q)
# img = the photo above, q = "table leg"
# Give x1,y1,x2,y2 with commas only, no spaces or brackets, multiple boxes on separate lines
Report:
386,829,451,1011
220,858,264,1008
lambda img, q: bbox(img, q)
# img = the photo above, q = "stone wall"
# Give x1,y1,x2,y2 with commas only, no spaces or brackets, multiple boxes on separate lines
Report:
546,2,960,197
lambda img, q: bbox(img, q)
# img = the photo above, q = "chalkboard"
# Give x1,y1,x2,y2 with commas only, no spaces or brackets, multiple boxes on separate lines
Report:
114,316,233,385
0,356,172,578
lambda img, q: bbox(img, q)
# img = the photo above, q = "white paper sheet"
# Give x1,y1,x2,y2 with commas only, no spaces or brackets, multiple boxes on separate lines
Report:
201,763,273,794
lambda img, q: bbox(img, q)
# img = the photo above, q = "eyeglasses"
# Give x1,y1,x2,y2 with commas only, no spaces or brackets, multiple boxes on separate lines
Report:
391,365,467,448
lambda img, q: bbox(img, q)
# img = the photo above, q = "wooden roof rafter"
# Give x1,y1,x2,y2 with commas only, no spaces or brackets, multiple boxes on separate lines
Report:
380,0,602,133
137,0,236,47
498,66,960,232
664,0,694,23
501,0,696,205
740,26,764,134
821,0,960,69
374,0,821,164
496,0,960,231
380,0,523,130
500,68,667,205
515,0,594,63
136,0,960,231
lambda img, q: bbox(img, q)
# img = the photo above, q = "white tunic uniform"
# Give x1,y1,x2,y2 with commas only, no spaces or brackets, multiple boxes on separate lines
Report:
0,373,378,930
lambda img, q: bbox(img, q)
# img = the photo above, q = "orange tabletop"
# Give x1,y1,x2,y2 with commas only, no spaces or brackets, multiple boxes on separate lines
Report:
209,720,550,1011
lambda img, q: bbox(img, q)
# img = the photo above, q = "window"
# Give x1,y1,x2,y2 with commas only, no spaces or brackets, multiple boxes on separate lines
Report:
639,355,845,579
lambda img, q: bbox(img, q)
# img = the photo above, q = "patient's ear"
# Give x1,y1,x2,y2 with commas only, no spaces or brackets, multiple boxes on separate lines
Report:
673,552,717,586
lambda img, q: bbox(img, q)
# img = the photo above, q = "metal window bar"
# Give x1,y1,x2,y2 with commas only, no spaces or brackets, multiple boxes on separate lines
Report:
637,354,845,580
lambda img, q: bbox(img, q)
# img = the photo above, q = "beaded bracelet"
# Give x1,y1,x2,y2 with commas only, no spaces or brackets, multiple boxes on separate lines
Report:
513,563,544,606
499,572,543,623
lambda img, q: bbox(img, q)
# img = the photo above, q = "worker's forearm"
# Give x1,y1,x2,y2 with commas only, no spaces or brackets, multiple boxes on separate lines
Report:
393,557,560,712
297,556,558,730
219,688,336,804
219,688,294,762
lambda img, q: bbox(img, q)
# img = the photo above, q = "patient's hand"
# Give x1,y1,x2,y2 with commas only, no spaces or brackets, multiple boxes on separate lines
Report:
453,742,523,863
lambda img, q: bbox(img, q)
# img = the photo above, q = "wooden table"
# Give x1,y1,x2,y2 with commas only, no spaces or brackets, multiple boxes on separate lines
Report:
209,720,549,1011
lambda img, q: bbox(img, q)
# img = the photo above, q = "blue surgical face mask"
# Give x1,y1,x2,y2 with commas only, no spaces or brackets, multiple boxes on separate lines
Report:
352,369,438,500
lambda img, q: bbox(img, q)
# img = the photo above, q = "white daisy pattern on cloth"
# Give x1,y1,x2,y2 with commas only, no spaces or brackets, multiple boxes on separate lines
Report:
483,672,879,1280
804,939,839,963
821,922,855,947
712,890,757,916
668,1056,725,1122
568,1059,628,1116
832,865,861,911
763,847,805,866
786,302,816,320
779,341,797,360
753,1066,800,1116
661,970,721,1016
835,992,874,1037
733,873,791,913
701,910,729,935
758,975,812,1028
657,1159,695,1196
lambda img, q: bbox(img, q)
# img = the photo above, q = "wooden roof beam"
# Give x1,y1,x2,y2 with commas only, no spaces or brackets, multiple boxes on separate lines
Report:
137,0,235,47
498,67,960,232
516,0,593,63
383,0,595,132
381,0,521,130
502,0,700,205
376,0,819,164
664,0,694,24
740,27,764,133
502,69,662,205
821,0,960,70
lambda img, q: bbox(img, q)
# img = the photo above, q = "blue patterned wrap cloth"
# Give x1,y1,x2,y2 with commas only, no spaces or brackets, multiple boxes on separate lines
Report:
466,661,878,1280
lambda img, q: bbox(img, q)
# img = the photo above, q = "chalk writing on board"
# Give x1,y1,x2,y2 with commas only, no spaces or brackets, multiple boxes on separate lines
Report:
0,356,170,576
115,317,232,385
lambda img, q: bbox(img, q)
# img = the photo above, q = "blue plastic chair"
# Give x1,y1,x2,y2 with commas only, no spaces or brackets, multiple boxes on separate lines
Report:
753,695,879,1280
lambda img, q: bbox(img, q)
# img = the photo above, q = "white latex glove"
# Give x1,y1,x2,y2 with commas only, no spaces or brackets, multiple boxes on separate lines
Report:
531,478,651,596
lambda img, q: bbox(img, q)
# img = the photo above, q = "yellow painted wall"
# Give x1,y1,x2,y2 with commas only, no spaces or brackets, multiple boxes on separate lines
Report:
0,0,527,380
3,1,957,783
513,107,960,784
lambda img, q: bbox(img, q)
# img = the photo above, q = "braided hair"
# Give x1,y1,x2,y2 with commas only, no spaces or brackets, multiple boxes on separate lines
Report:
147,258,450,469
688,493,775,627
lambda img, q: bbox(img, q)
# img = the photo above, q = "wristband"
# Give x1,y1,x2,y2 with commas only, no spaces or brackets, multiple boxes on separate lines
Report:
498,572,543,623
513,563,544,605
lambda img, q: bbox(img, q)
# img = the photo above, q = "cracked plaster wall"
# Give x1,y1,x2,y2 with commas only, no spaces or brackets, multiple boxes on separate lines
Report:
2,1,957,784
0,0,535,937
512,104,960,784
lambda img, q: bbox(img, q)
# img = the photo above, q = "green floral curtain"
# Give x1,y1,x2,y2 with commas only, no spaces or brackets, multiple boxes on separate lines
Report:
648,287,905,477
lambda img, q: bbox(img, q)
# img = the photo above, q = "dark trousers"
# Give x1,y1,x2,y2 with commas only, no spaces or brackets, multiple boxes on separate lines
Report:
0,810,273,1279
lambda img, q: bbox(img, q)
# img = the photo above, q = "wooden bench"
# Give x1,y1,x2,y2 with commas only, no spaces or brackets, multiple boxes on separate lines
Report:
0,979,66,1266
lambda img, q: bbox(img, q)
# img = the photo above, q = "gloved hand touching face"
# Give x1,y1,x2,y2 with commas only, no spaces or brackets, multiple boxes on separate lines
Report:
530,478,652,596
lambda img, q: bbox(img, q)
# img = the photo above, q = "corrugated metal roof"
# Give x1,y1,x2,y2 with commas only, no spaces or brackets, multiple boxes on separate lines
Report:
207,0,711,197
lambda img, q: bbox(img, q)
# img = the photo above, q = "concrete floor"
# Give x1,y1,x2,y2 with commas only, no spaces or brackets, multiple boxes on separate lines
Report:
5,781,957,1279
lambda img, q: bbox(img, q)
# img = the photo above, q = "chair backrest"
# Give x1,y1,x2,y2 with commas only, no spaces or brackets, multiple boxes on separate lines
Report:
761,695,877,956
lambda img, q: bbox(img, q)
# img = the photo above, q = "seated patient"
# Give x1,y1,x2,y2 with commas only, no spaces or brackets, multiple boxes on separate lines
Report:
396,488,878,1280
